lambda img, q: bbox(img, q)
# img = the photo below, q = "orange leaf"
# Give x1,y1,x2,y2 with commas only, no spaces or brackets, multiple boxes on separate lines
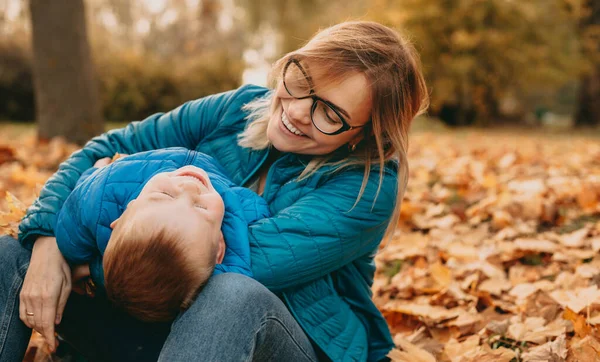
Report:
564,308,593,338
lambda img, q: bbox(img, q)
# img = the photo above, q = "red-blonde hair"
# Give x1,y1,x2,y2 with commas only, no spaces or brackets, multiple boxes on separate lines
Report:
103,210,216,322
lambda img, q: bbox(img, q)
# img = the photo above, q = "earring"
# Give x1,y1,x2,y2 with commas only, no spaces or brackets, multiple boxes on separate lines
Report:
348,142,357,152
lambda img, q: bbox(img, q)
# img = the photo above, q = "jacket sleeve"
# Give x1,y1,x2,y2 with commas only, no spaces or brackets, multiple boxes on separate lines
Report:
54,174,100,265
18,88,243,250
249,166,398,292
76,167,98,187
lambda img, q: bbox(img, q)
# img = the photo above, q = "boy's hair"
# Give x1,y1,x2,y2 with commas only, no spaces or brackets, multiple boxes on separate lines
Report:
103,210,216,322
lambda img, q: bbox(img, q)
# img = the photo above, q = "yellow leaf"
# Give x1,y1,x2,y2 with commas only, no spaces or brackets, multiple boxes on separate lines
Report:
430,262,452,288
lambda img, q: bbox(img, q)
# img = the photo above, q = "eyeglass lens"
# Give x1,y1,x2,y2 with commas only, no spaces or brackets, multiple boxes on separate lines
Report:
284,61,345,134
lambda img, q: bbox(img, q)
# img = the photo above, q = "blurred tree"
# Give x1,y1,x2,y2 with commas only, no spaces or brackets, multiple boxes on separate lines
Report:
574,0,600,126
236,0,365,59
29,0,103,144
0,38,34,121
106,0,134,43
371,0,579,126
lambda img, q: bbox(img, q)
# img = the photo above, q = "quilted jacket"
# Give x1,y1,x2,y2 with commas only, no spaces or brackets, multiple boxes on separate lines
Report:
54,148,270,291
19,84,397,361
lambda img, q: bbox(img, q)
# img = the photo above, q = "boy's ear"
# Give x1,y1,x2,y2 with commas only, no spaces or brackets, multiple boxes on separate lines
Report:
111,199,135,229
110,217,120,229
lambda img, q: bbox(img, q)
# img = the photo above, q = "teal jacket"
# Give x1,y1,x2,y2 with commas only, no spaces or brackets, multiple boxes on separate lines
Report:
19,84,396,361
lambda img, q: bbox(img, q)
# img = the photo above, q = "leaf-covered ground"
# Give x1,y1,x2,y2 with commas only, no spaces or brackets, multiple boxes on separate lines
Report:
1,125,599,361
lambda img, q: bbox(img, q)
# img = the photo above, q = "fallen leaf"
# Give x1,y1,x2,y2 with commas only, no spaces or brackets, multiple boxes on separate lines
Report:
520,334,567,362
430,262,452,288
567,335,600,361
479,277,512,296
551,286,600,314
560,227,590,248
387,337,436,362
444,335,480,362
563,308,593,338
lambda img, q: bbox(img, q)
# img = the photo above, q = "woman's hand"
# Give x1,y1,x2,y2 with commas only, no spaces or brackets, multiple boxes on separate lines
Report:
94,154,128,169
20,236,72,352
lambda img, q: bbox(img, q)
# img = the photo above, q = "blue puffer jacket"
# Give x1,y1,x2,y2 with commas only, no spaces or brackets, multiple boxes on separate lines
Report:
54,148,270,291
19,84,397,361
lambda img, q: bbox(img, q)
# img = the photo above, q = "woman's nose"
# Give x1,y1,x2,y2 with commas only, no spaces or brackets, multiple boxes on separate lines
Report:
287,98,313,125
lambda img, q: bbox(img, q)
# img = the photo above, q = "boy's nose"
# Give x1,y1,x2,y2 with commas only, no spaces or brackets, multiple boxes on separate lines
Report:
177,180,202,195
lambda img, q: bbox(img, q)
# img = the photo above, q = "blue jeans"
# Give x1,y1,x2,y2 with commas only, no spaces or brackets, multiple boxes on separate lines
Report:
0,235,319,361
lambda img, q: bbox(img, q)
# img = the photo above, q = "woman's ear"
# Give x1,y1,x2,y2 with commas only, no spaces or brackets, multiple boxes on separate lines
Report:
349,129,366,149
351,132,365,145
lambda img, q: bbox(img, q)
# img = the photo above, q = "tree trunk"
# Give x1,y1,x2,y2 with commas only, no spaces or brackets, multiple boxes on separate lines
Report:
575,0,600,127
29,0,103,144
575,70,600,126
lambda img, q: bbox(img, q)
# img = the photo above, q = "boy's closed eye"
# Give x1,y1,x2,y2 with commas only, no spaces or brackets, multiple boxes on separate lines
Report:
155,191,207,210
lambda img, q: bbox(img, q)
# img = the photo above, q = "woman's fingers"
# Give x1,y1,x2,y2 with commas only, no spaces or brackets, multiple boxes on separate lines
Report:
55,268,72,325
21,278,59,351
19,291,33,328
40,293,58,351
40,287,58,351
19,236,72,352
93,157,112,168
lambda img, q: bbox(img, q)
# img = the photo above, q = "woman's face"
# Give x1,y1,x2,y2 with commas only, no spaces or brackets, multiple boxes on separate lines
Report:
266,63,373,155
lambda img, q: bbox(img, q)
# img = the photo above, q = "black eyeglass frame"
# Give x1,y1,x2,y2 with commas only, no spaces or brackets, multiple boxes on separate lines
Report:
282,58,366,136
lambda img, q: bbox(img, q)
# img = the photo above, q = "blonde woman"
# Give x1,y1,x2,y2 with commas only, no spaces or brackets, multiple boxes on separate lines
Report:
1,21,428,361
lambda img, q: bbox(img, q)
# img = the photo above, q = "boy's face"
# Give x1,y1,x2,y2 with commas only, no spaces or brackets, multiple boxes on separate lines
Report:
112,166,226,262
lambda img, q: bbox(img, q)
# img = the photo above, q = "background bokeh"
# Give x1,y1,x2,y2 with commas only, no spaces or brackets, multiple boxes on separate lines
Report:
0,0,598,133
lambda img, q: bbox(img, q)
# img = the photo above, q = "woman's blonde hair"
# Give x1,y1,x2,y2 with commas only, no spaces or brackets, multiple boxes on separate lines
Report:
238,21,429,240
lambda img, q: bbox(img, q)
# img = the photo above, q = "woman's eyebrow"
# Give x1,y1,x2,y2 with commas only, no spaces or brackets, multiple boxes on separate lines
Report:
303,62,352,121
332,103,351,121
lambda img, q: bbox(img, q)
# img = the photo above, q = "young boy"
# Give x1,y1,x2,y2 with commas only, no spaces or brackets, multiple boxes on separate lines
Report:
54,147,270,322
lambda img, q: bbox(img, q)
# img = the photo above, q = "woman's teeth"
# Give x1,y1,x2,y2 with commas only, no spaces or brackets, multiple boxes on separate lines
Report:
282,112,305,136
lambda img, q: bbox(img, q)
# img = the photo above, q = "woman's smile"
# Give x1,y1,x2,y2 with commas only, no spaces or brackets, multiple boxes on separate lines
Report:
279,108,309,138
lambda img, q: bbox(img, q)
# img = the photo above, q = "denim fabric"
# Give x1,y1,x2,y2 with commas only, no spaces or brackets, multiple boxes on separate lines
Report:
0,235,31,361
0,235,318,362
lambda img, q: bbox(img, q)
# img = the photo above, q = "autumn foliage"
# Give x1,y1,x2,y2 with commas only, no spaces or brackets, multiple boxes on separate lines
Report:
1,128,600,361
376,130,600,361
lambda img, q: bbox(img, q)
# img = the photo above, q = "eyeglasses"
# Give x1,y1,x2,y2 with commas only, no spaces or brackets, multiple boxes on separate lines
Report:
282,58,366,136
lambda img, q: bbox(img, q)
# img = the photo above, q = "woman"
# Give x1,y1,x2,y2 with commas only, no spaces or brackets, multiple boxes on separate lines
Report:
0,21,427,361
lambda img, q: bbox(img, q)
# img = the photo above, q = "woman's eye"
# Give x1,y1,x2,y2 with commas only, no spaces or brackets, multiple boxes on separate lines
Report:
326,114,341,125
324,108,342,125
